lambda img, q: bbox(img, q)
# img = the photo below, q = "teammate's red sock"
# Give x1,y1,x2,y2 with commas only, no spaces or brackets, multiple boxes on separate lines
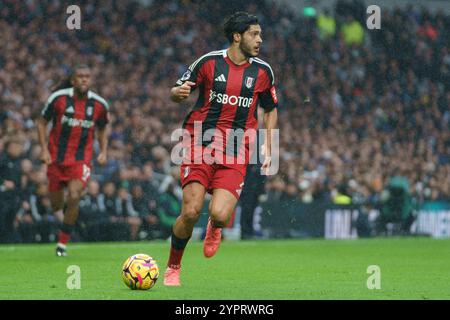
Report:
58,231,71,245
57,223,74,246
167,231,190,269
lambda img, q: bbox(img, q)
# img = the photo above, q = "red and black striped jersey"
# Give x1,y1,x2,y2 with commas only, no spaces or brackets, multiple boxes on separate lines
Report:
176,49,278,161
41,87,109,165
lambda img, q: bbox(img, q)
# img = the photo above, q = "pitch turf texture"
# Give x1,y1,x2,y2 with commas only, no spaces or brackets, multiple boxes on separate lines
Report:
1,238,449,300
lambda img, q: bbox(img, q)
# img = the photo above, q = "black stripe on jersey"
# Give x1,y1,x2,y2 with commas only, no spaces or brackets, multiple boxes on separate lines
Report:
193,83,206,111
182,83,205,128
176,51,223,87
200,57,229,146
75,99,95,161
42,99,56,121
56,96,74,163
253,95,259,121
189,50,223,73
181,55,219,128
226,64,260,156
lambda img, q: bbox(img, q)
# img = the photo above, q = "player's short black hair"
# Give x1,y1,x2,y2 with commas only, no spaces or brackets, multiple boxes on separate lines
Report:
223,11,259,43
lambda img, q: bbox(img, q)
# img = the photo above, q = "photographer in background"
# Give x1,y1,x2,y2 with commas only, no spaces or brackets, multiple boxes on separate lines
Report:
240,163,266,239
78,180,110,242
16,183,58,243
0,139,24,243
376,176,416,235
130,183,160,240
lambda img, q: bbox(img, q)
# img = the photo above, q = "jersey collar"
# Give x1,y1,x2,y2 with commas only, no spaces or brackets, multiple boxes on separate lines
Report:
223,49,253,68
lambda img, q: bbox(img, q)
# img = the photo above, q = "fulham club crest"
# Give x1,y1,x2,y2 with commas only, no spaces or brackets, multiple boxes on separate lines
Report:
245,76,254,89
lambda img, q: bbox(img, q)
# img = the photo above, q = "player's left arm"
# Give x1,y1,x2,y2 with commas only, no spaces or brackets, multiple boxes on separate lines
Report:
96,125,109,166
259,71,279,174
95,102,110,166
262,107,277,174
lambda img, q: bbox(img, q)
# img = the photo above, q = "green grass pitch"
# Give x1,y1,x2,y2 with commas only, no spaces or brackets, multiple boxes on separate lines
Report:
1,238,449,300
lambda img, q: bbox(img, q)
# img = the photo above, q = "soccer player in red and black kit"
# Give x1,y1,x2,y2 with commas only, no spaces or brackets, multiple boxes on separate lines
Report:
37,65,109,257
164,12,278,286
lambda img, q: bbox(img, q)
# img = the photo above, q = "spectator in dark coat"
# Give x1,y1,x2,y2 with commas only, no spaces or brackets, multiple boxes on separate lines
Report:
0,139,24,243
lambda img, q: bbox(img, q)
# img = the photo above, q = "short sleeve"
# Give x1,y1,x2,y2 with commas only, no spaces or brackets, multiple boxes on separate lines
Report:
256,62,278,111
41,97,56,121
96,103,110,128
259,84,278,112
174,56,206,90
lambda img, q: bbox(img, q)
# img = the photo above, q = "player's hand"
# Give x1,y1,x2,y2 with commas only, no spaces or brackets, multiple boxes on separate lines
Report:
40,148,52,165
261,156,272,175
97,151,107,166
173,81,195,101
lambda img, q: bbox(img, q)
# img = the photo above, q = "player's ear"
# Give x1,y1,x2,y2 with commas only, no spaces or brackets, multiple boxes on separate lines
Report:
233,32,241,43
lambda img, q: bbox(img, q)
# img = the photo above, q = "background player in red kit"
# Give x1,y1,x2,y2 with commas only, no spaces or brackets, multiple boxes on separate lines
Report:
164,12,278,286
36,65,109,256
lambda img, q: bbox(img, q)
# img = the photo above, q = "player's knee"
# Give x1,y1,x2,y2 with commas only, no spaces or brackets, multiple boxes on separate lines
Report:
181,206,201,225
67,189,82,202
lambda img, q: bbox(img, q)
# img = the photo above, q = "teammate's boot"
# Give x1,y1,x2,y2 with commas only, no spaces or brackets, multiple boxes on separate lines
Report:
164,266,181,286
203,218,222,258
56,244,67,257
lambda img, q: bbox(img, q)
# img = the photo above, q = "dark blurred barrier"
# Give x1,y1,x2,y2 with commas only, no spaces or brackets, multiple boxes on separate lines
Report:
260,200,328,238
259,201,450,239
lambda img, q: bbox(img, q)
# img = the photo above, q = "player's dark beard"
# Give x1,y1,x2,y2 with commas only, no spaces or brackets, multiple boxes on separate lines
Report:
239,40,256,58
74,85,89,98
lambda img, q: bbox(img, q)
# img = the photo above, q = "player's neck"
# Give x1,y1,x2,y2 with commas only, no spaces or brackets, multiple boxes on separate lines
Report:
74,89,88,100
226,47,249,66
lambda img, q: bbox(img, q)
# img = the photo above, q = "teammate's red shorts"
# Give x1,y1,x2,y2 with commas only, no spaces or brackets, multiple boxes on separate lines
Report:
47,162,92,192
180,162,246,200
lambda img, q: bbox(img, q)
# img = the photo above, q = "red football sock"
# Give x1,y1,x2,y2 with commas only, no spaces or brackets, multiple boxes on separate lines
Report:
167,232,190,268
167,247,185,269
58,231,71,245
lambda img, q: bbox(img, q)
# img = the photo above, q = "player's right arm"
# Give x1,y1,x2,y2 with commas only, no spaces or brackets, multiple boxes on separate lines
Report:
37,94,56,165
170,81,196,103
170,54,209,103
36,117,52,165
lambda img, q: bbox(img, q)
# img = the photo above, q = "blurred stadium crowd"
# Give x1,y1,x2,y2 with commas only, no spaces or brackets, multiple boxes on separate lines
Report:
1,0,449,242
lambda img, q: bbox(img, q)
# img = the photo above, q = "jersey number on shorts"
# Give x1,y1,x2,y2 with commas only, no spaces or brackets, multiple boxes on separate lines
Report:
236,182,244,196
82,164,91,182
